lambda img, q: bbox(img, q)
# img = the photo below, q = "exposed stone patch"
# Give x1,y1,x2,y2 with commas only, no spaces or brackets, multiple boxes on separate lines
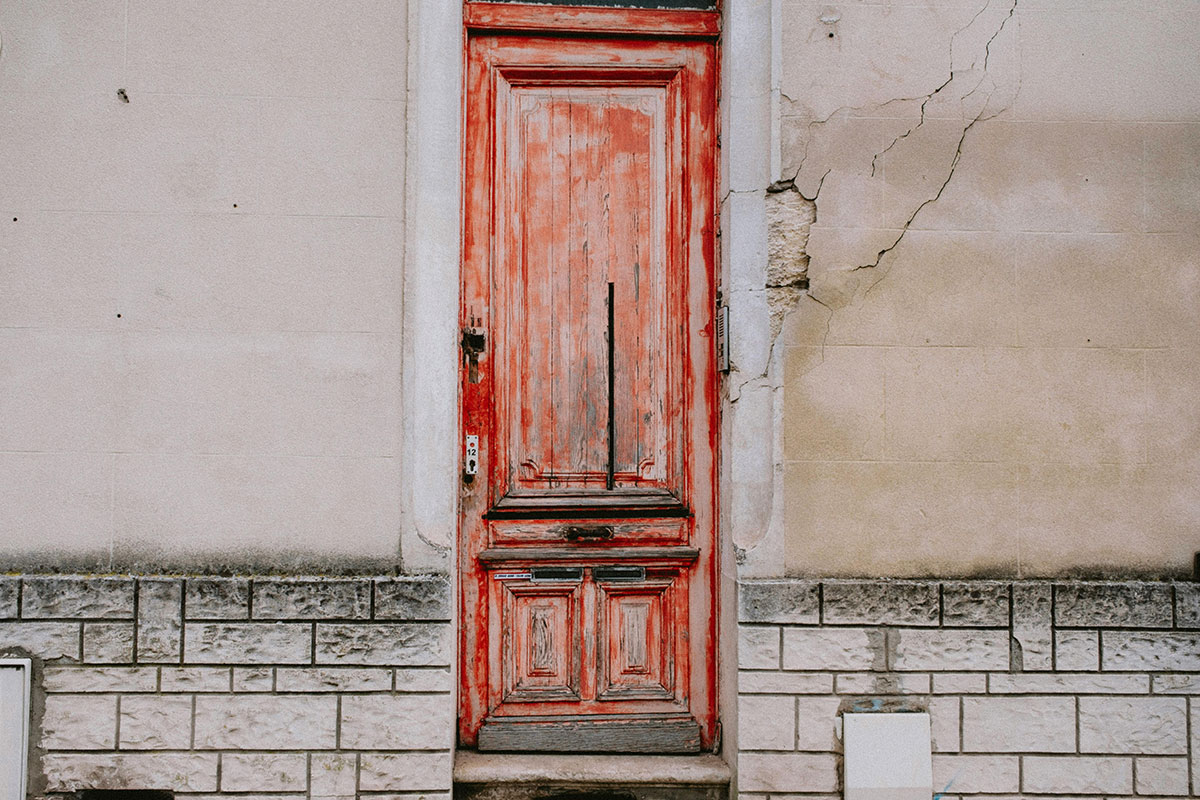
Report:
765,183,816,340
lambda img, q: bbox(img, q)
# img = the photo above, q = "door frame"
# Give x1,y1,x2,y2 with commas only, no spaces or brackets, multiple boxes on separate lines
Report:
405,0,780,759
457,2,722,751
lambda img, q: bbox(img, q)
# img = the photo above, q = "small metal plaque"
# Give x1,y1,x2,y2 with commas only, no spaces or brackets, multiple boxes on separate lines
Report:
493,571,532,581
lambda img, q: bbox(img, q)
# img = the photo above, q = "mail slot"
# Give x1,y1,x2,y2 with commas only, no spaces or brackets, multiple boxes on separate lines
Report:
530,566,584,582
593,565,645,582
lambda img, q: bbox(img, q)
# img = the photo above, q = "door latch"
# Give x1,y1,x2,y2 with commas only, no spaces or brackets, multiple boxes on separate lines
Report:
560,525,614,541
461,327,486,384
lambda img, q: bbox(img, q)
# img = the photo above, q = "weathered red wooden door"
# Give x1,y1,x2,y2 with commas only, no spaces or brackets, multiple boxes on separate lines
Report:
459,5,719,753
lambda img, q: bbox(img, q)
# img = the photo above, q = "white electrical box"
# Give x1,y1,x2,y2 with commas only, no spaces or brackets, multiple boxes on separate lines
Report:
0,659,31,800
842,712,932,800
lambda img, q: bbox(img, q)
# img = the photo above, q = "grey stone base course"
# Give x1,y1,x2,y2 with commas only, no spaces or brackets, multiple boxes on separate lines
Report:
737,579,1200,799
0,574,451,799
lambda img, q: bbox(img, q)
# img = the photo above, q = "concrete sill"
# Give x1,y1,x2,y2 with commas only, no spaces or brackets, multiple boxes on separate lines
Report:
453,751,731,787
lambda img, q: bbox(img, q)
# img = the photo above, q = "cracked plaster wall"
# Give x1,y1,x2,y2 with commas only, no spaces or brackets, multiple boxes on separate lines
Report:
748,0,1200,578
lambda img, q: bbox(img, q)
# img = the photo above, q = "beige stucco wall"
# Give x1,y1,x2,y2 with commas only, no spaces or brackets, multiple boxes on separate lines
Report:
0,1,409,569
774,0,1200,576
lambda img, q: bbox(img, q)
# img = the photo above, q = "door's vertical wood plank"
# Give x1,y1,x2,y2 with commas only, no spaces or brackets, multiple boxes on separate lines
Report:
585,94,610,480
518,91,554,484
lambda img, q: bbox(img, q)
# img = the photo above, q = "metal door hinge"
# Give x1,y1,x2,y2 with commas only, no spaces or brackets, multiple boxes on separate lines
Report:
715,297,730,373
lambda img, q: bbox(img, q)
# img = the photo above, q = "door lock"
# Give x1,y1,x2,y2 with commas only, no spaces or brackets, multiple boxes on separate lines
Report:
464,434,479,483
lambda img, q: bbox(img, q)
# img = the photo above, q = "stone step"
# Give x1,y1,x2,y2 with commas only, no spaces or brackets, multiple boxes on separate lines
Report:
453,751,730,800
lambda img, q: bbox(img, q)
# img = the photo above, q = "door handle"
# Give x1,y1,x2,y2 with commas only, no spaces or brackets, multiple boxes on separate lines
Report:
560,525,614,541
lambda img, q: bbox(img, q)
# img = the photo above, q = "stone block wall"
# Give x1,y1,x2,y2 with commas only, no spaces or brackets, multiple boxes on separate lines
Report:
0,575,453,799
737,579,1200,798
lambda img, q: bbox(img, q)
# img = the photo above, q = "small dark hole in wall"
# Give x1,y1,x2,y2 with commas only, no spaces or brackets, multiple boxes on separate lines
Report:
233,203,238,208
78,792,172,800
12,217,17,222
116,313,122,318
828,31,834,37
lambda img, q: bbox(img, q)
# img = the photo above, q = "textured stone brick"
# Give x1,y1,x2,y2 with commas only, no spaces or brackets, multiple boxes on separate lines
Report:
1055,582,1174,628
737,753,838,793
119,694,193,749
0,577,18,619
794,696,840,752
962,696,1075,753
194,695,336,749
1011,583,1052,671
1135,756,1190,796
892,629,1008,671
43,666,157,693
737,580,819,624
83,622,134,663
233,666,274,690
137,578,182,663
988,672,1148,694
929,696,960,753
160,666,231,692
1103,631,1200,671
396,666,452,693
932,755,1018,793
1022,755,1132,794
1176,584,1200,628
186,577,250,619
836,672,930,694
311,753,358,797
738,670,833,694
739,626,780,669
738,695,795,750
375,576,452,621
1079,696,1187,754
0,621,80,660
1055,629,1099,670
43,753,218,792
941,582,1010,627
252,578,370,619
316,623,448,666
185,622,311,664
822,580,939,626
932,672,986,694
341,694,453,749
277,666,391,692
22,576,134,619
359,752,453,792
221,753,308,792
1153,673,1200,693
782,628,879,671
42,694,117,749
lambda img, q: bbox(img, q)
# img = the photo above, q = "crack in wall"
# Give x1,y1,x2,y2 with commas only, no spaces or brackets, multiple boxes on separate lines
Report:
776,0,1020,332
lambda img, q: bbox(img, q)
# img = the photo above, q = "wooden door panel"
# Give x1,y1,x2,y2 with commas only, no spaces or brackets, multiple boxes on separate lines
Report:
488,518,688,547
596,573,681,701
461,19,718,752
502,82,673,495
497,578,582,703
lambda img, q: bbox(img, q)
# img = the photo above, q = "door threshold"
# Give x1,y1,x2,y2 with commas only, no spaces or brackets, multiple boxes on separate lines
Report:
454,750,731,796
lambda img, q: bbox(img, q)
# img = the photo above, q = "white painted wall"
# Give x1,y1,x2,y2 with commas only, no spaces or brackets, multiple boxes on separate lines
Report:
0,1,410,568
